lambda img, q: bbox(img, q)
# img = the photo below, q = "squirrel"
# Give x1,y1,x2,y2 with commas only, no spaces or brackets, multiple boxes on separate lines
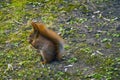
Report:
29,21,64,64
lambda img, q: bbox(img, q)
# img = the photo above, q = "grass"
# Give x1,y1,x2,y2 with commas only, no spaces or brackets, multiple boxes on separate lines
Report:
0,0,120,80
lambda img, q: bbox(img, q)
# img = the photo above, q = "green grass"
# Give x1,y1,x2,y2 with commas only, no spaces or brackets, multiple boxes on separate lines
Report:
0,0,120,80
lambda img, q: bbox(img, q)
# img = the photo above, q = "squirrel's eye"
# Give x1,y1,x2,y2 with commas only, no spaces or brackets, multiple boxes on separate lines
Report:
29,34,32,38
29,33,34,38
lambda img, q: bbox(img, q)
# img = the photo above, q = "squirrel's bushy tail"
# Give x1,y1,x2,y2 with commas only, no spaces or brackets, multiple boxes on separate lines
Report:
31,21,65,58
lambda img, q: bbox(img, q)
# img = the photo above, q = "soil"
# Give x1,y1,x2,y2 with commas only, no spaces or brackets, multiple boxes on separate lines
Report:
0,0,120,80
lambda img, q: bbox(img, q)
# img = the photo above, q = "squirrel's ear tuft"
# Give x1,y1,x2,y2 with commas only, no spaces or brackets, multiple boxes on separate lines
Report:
31,21,38,31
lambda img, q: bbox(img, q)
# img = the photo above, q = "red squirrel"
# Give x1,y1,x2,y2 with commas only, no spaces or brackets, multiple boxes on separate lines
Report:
29,21,64,64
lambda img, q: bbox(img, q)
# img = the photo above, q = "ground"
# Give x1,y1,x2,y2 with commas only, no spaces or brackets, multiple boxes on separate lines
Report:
0,0,120,80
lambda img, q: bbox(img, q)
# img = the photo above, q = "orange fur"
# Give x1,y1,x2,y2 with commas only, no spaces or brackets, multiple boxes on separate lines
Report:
29,21,64,63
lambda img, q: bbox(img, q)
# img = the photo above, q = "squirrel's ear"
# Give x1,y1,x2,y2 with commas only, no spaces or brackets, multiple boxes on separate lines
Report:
31,22,38,31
